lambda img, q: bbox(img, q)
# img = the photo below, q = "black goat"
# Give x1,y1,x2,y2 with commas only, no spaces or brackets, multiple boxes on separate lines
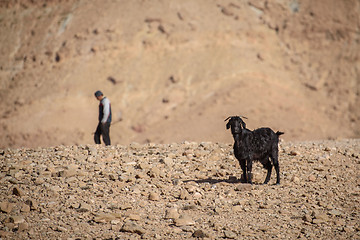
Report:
225,116,284,185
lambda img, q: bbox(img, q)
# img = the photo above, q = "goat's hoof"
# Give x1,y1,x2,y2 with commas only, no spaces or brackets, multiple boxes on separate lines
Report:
276,182,280,185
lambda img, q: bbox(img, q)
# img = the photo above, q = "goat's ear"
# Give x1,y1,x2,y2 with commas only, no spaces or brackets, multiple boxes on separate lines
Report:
226,121,231,129
241,121,246,129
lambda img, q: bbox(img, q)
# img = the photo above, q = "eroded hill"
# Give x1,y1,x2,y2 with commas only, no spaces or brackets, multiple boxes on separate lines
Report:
0,0,359,148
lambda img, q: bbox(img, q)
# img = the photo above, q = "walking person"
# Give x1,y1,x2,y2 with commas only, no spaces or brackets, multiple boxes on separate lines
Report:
94,90,112,146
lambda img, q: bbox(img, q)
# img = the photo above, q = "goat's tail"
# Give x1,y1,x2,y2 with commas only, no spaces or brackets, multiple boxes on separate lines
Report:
276,131,284,136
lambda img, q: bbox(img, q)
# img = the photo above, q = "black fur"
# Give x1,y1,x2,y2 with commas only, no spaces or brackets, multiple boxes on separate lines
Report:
225,116,284,184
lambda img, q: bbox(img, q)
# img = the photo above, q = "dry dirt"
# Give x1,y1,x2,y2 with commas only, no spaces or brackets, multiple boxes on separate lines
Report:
0,0,360,148
0,139,359,239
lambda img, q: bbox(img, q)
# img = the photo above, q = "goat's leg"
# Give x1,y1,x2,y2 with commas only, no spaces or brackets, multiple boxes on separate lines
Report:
274,160,280,185
271,147,280,185
238,159,247,183
246,158,253,184
262,160,273,184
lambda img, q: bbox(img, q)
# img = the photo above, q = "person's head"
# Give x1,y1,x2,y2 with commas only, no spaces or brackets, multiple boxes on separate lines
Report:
94,90,103,101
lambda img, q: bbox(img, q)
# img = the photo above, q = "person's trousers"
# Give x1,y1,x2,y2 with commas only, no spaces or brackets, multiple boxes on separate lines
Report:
94,122,111,146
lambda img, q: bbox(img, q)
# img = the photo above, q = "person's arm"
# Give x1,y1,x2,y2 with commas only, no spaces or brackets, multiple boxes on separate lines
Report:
101,98,110,123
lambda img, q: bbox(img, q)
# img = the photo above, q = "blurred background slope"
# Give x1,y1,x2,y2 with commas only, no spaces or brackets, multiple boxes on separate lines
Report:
0,0,359,148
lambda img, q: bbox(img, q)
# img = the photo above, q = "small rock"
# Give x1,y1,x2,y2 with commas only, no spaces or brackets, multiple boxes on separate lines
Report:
312,211,329,224
63,169,77,177
193,192,202,199
55,226,68,232
20,203,31,212
77,202,91,212
138,162,150,170
312,219,326,224
302,214,312,223
291,176,300,184
9,177,20,184
87,146,97,156
18,222,29,231
111,219,121,225
120,204,132,210
173,227,183,234
182,204,197,210
34,177,45,185
0,202,14,213
172,179,182,185
228,176,238,183
192,229,208,238
149,167,160,178
128,214,141,221
135,172,147,179
13,186,24,197
232,205,243,212
314,167,325,172
235,184,252,191
328,209,341,216
25,199,38,211
0,230,11,238
258,225,268,232
10,215,25,224
308,175,317,182
174,215,195,226
162,157,174,166
121,221,146,235
224,230,237,239
164,208,179,220
324,147,331,151
94,213,117,223
149,192,160,201
289,150,300,156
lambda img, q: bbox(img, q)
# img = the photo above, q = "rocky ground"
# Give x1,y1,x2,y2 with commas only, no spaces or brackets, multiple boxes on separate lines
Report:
1,0,359,148
0,139,359,239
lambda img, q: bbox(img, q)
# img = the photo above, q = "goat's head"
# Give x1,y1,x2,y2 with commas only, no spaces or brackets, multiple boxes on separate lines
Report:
225,116,247,135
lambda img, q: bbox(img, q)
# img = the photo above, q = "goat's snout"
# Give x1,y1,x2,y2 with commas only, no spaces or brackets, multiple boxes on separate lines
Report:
231,122,242,134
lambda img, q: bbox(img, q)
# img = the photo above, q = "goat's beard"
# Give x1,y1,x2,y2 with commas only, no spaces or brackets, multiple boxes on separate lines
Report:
232,132,241,141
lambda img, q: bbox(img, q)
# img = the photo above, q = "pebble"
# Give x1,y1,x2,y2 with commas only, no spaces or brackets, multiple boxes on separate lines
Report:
149,192,160,201
0,202,13,213
94,213,118,223
121,221,146,235
174,215,195,226
162,157,174,166
308,175,317,182
164,208,180,220
18,222,29,231
10,215,25,224
127,214,141,221
235,184,252,191
77,202,91,212
12,187,24,197
291,176,300,184
224,230,237,239
328,209,342,216
289,150,300,156
20,203,30,213
192,229,209,238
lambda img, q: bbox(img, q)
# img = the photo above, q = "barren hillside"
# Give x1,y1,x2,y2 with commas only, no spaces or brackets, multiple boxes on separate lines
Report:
0,0,359,148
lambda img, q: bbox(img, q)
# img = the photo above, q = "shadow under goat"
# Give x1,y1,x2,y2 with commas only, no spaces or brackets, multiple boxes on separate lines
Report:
225,116,284,185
